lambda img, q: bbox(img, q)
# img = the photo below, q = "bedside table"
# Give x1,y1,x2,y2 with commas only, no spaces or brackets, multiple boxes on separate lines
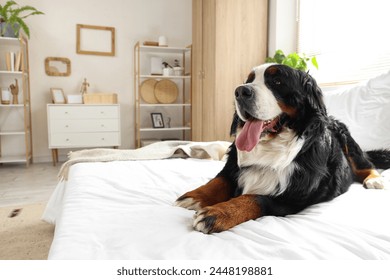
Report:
47,104,121,165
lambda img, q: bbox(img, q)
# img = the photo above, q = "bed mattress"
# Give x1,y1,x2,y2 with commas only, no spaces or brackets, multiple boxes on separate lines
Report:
44,158,390,259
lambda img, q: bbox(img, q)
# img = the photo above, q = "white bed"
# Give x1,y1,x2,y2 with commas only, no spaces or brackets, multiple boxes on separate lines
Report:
43,70,390,260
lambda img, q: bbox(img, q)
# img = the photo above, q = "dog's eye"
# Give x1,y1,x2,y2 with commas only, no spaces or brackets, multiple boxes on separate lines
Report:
273,78,281,85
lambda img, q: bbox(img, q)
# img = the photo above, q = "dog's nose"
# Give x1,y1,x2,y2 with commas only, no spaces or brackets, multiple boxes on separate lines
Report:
235,86,253,99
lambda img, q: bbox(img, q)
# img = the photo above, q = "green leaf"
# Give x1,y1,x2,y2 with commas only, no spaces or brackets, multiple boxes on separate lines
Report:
311,57,319,69
274,49,286,64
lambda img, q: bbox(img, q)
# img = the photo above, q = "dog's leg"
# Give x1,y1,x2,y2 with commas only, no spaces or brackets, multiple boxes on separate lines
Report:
342,131,388,189
175,176,234,211
193,195,297,234
193,194,261,233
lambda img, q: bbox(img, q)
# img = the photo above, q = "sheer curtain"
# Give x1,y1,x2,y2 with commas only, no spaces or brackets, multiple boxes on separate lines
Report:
297,0,390,84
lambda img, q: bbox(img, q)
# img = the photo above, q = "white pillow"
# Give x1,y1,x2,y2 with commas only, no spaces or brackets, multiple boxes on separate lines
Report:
323,70,390,151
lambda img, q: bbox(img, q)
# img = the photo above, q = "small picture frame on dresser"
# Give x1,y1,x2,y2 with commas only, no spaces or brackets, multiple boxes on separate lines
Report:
151,113,164,128
51,88,66,104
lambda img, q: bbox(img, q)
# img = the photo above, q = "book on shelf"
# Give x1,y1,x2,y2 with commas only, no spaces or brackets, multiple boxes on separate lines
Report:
4,51,22,72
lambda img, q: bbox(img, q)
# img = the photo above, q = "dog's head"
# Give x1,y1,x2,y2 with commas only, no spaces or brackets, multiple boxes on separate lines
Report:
231,63,326,152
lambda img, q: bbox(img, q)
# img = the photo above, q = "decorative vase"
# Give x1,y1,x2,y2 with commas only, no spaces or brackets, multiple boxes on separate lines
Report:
0,22,19,38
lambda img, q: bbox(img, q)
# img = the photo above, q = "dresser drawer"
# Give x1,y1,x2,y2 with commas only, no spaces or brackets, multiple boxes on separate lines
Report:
49,132,120,148
50,119,119,133
49,105,119,119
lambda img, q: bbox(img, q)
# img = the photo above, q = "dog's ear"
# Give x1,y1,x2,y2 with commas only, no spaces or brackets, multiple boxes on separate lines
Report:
230,112,240,136
300,72,327,115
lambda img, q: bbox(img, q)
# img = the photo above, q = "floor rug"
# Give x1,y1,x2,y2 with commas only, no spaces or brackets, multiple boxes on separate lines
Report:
0,203,54,260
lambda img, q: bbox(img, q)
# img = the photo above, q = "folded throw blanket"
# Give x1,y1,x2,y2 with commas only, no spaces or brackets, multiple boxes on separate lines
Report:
58,141,231,180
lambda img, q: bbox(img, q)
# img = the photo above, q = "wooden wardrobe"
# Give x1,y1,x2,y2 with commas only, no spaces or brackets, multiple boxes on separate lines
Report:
191,0,268,142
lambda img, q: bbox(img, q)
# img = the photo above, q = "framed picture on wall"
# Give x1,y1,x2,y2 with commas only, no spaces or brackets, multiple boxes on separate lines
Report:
50,88,66,104
151,113,164,128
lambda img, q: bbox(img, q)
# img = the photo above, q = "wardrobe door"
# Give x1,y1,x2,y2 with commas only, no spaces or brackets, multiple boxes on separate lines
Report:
192,0,268,142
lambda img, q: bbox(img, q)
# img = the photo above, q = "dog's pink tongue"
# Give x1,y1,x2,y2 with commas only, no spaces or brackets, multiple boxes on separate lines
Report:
236,120,265,152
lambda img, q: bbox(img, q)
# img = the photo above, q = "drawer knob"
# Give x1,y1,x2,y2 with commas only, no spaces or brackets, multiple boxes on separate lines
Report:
101,124,105,127
66,138,69,141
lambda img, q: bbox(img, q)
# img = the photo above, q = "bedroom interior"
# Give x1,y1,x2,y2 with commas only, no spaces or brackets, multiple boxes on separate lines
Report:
1,0,390,277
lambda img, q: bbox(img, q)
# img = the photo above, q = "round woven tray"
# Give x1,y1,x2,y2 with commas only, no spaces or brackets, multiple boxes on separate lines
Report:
140,79,158,104
154,79,178,104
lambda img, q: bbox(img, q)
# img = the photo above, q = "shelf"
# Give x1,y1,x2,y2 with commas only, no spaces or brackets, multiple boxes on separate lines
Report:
0,70,27,76
0,131,26,136
139,45,191,53
140,103,191,107
0,104,25,108
140,127,191,132
139,75,191,79
0,37,20,46
0,155,30,164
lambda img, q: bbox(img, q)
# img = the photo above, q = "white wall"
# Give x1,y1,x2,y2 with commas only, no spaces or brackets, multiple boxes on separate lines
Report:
268,0,297,55
16,0,192,162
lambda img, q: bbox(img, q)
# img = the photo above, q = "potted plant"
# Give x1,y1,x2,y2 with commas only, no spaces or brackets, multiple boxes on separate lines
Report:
266,49,318,71
0,1,44,38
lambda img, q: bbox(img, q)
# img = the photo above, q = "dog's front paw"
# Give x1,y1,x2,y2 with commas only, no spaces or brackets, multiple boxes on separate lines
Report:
193,206,230,234
175,195,202,211
364,176,390,189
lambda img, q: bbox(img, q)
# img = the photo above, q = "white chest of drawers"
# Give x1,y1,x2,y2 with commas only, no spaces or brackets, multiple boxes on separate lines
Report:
47,104,121,164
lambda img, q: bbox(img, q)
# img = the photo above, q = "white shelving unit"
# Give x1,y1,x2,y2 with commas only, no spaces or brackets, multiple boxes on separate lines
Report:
0,36,32,166
133,42,192,147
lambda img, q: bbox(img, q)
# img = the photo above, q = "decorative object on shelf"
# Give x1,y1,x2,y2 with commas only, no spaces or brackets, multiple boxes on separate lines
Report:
66,94,83,104
266,49,318,71
1,87,11,104
140,79,158,104
83,93,118,104
173,59,184,76
76,24,115,56
143,41,158,46
150,57,163,75
80,78,89,95
9,78,18,104
5,51,21,71
50,88,65,104
162,62,173,76
45,57,71,76
158,35,167,47
0,1,44,38
154,79,178,104
151,113,164,128
166,117,171,128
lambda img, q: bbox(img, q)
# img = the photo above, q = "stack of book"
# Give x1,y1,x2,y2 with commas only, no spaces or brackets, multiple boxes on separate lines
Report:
5,51,23,72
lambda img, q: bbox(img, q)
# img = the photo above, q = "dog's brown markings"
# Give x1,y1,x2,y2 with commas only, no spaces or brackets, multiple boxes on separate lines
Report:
199,195,261,233
277,101,297,118
347,156,381,184
265,65,279,75
177,177,233,208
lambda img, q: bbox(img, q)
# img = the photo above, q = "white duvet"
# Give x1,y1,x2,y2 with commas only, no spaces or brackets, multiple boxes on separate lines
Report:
44,158,390,260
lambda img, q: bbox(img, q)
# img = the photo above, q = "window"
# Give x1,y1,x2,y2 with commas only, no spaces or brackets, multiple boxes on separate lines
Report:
297,0,390,84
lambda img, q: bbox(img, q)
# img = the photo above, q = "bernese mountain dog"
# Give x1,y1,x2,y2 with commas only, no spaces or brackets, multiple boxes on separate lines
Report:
176,63,390,234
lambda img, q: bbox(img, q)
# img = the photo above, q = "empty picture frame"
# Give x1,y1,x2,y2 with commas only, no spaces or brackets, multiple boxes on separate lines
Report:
51,88,66,104
76,24,115,56
45,57,71,76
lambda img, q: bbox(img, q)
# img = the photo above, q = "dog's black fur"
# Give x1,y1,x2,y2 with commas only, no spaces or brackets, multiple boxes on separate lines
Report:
177,64,390,234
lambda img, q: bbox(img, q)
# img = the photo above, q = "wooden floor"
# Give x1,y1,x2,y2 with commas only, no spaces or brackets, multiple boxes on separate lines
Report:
0,162,61,207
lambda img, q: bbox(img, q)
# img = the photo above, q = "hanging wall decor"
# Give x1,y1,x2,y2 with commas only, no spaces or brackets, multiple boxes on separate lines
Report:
76,24,115,56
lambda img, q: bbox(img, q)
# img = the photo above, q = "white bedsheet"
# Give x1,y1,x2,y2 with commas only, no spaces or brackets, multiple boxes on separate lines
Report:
44,158,390,260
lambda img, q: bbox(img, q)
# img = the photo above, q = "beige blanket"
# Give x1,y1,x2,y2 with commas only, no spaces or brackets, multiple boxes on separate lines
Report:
58,141,231,180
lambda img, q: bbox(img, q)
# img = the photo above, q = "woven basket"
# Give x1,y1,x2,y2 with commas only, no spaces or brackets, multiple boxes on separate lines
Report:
154,79,178,104
140,79,158,104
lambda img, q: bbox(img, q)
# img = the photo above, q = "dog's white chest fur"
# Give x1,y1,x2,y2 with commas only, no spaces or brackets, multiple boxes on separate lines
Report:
237,128,304,196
